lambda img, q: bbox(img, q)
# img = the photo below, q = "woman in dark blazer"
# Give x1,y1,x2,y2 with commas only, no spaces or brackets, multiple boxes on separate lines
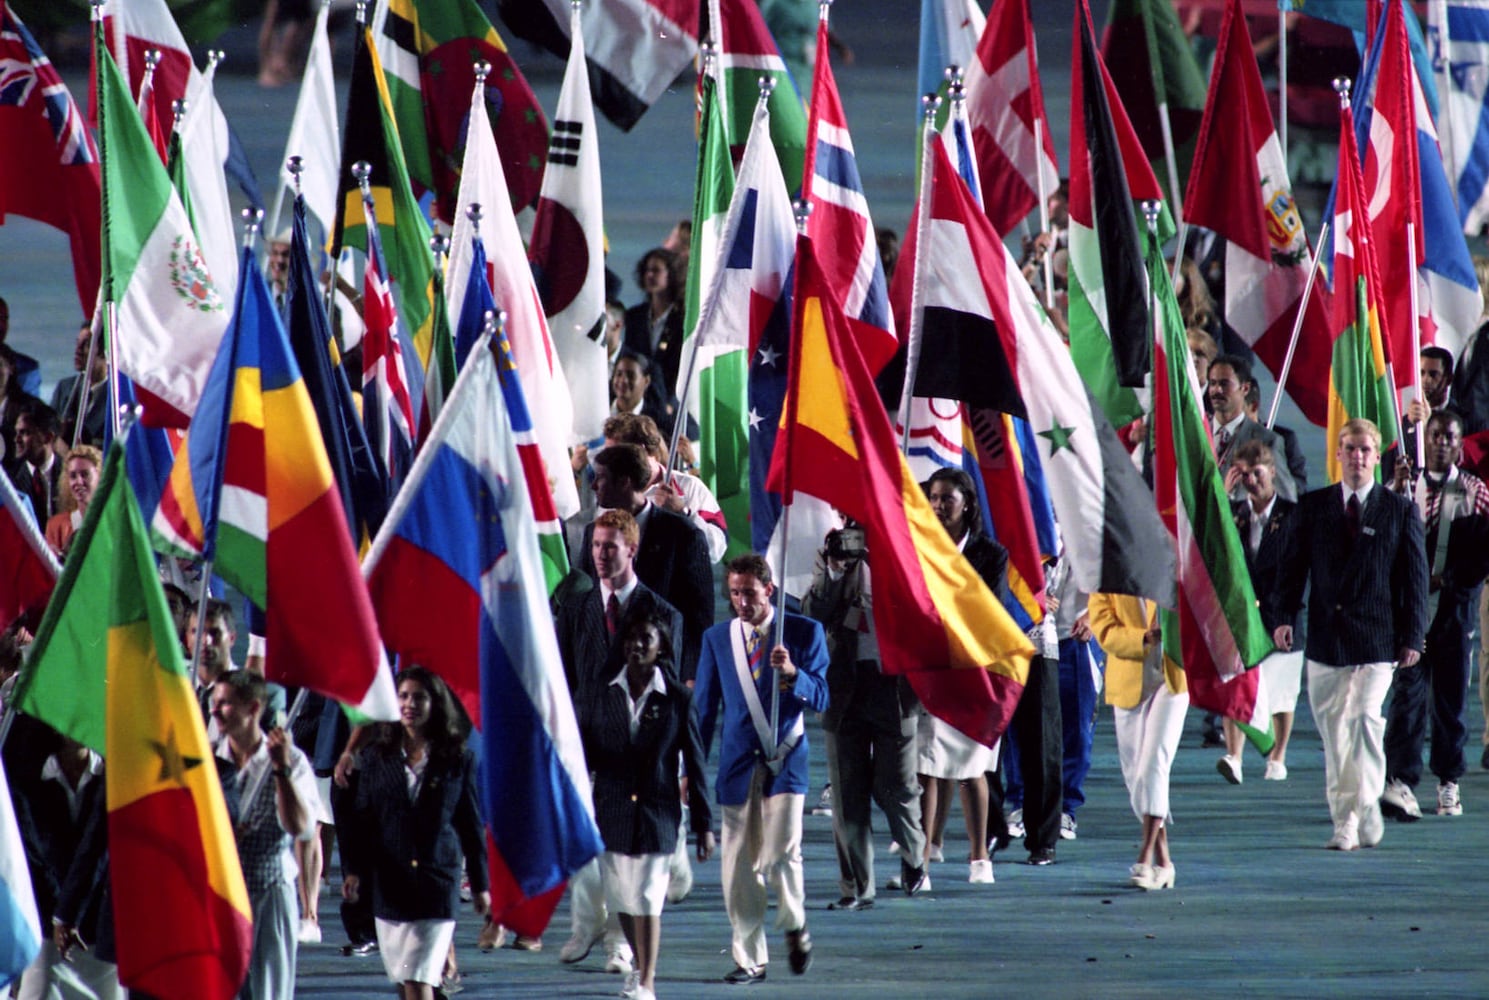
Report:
580,613,715,1000
337,667,489,1000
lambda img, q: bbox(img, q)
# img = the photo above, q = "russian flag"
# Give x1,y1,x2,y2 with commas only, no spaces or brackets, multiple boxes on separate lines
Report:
0,757,42,988
364,331,602,928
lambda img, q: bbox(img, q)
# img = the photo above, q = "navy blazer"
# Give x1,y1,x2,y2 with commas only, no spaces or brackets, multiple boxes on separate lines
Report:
1276,484,1428,666
1232,496,1302,638
694,612,830,805
555,581,684,708
579,669,712,856
579,508,714,680
12,765,106,925
337,744,488,922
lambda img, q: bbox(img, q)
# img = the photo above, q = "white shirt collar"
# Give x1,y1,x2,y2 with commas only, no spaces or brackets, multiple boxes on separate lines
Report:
600,574,639,609
41,749,104,786
1341,480,1375,506
740,608,775,637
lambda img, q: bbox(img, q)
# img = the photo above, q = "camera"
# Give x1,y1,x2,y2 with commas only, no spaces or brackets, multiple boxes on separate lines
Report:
825,526,866,562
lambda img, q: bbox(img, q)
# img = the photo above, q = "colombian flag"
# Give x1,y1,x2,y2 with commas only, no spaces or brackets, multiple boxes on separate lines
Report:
1327,99,1399,483
152,248,397,721
16,445,251,999
768,236,1035,747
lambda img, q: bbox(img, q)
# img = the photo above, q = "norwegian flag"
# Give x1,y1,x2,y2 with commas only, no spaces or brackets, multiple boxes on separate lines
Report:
361,203,416,493
963,0,1060,238
0,5,101,312
800,11,896,375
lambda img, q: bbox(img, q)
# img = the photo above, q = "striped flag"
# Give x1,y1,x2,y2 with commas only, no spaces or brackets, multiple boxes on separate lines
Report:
529,2,609,445
1328,100,1400,482
1429,0,1489,233
17,444,252,999
374,0,548,220
1149,223,1277,744
360,196,418,490
0,756,40,989
175,57,239,306
364,333,603,932
445,73,579,520
151,247,398,721
268,2,339,244
711,0,808,187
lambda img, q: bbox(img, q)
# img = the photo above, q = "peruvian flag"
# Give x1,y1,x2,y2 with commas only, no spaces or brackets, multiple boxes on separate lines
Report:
1183,0,1333,427
963,0,1060,238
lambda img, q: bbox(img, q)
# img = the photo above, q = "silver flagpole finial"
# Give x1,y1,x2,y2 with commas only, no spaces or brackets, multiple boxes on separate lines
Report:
143,49,162,73
1140,200,1162,235
758,75,776,102
921,92,941,123
242,207,265,248
793,198,812,235
287,155,304,197
207,50,224,71
465,203,483,237
473,60,491,85
1332,77,1352,105
171,98,188,131
89,0,105,24
351,161,374,204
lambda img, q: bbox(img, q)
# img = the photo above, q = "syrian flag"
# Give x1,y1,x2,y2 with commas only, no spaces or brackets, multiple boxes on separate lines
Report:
963,0,1059,238
1184,0,1334,427
445,75,579,520
1149,220,1277,743
910,130,1174,604
529,2,609,446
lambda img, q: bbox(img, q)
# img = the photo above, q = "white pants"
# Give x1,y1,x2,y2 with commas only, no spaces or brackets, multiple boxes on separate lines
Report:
719,769,805,970
1308,661,1394,827
567,858,628,957
1113,686,1188,821
16,941,124,1000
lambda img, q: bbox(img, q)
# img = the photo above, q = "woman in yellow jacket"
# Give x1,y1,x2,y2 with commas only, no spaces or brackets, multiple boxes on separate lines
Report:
1088,593,1188,891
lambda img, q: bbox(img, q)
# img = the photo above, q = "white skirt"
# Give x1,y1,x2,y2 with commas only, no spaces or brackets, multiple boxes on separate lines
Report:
375,917,455,985
917,712,997,780
1260,651,1305,715
600,850,672,917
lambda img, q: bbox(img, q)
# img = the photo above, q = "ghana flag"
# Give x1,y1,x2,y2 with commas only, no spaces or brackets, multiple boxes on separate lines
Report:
15,443,251,999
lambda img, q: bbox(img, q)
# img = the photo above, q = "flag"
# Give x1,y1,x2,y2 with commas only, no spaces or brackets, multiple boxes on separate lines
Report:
1328,100,1400,482
1297,0,1441,116
375,0,548,221
16,444,252,999
417,258,458,451
1430,0,1489,233
329,25,436,366
711,0,809,188
495,0,698,132
151,247,398,720
919,0,986,122
529,2,609,445
101,0,263,208
454,240,571,593
1184,0,1334,427
903,130,1175,606
801,11,897,374
360,197,418,490
0,4,101,314
0,466,60,634
1101,0,1208,209
363,333,603,929
446,74,579,520
768,234,1036,746
108,373,177,535
0,756,41,989
962,0,1060,238
1149,224,1277,745
1067,0,1163,428
269,1,339,243
176,56,238,305
285,195,387,545
96,31,228,427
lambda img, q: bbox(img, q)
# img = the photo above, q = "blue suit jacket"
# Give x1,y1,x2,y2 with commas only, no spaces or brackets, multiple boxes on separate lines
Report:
694,612,829,805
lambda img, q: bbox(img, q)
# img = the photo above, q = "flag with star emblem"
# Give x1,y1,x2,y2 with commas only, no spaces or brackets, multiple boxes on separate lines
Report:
374,0,548,221
901,129,1174,605
14,443,252,999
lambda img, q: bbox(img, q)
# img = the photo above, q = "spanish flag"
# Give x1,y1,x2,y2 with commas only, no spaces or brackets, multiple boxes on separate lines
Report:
768,236,1035,747
16,444,251,999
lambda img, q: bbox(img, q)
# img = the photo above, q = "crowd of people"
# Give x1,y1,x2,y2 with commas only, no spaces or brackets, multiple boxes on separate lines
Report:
4,188,1489,1000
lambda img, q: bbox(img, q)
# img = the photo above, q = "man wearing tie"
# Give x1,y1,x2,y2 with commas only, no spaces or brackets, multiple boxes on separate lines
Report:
694,555,829,985
5,400,63,520
1275,419,1428,851
1207,354,1297,503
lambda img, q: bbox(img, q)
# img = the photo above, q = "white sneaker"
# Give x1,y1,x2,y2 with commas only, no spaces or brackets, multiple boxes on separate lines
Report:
888,840,901,855
927,843,945,863
1059,814,1077,840
1217,755,1242,785
605,948,634,975
968,859,994,884
559,930,601,964
1326,820,1359,851
1438,781,1463,816
1263,760,1288,781
1006,808,1025,839
1381,778,1423,820
620,969,642,999
297,918,321,944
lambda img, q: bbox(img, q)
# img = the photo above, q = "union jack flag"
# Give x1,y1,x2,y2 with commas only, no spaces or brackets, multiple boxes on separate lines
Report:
360,198,416,494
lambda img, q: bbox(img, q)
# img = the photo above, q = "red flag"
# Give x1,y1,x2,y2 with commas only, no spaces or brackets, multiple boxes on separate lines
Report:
0,469,60,634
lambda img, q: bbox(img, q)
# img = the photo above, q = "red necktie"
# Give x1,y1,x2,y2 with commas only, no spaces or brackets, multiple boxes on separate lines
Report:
1345,493,1361,539
605,593,620,637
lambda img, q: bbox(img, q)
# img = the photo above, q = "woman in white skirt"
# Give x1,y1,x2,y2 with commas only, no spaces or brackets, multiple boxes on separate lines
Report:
916,714,996,883
336,667,489,999
1089,593,1188,891
579,614,715,1000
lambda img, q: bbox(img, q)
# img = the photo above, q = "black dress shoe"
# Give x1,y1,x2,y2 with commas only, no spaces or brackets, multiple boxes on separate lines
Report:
341,940,379,957
785,928,813,975
900,861,929,896
828,896,873,911
723,965,767,985
1026,847,1057,866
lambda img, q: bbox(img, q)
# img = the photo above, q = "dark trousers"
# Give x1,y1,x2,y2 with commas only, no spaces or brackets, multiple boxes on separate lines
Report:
999,654,1063,851
1385,624,1472,787
824,714,923,899
1057,637,1101,816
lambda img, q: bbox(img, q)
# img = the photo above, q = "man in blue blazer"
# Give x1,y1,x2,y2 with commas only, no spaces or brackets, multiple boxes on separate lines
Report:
1275,419,1428,852
695,554,829,985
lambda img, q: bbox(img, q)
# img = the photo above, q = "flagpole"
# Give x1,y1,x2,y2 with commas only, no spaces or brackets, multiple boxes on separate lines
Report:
1407,220,1424,470
898,96,939,456
1034,117,1054,310
1264,220,1328,429
1157,100,1185,224
1279,3,1290,167
70,310,103,452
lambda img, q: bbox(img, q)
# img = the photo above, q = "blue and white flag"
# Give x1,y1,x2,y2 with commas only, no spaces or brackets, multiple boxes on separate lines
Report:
1428,0,1489,233
0,757,42,988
